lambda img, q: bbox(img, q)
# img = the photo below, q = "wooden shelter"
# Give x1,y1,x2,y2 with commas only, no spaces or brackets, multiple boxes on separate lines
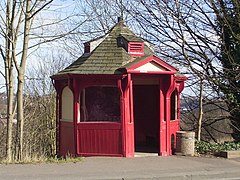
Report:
51,18,187,157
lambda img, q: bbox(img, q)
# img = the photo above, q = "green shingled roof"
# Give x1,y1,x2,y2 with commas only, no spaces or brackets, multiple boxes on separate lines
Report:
54,21,154,76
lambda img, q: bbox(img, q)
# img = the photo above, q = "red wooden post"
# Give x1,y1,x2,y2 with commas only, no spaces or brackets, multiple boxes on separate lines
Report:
160,75,176,155
118,74,135,157
118,79,126,156
72,78,81,156
175,76,188,121
125,74,134,157
159,78,167,156
166,75,176,155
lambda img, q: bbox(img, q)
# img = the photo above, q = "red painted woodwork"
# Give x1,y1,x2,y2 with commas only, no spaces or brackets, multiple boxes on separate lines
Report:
54,80,68,155
118,75,135,157
158,75,176,156
160,122,167,156
52,56,187,158
73,80,80,157
59,121,75,156
127,56,177,74
77,122,122,156
170,120,180,153
166,75,176,155
128,42,144,57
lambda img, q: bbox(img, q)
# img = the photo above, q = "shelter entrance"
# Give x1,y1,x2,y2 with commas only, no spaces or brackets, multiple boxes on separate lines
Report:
133,83,160,154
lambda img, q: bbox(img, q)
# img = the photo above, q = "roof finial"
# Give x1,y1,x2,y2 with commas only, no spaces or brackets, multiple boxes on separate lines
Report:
117,16,124,27
119,0,124,22
118,16,123,23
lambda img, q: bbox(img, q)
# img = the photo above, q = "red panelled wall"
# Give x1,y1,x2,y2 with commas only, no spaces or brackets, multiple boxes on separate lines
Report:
54,73,186,157
59,121,75,156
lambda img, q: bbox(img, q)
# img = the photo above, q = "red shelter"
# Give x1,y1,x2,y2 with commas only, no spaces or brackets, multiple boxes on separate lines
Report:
51,19,187,157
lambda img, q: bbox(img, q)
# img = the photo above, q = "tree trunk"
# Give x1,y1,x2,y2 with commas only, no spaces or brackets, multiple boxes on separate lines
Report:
197,78,204,141
5,0,14,162
6,72,14,162
16,0,31,161
16,74,24,160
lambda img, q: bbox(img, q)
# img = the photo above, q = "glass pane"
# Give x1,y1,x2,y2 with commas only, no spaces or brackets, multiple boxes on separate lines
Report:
80,86,120,122
171,91,177,120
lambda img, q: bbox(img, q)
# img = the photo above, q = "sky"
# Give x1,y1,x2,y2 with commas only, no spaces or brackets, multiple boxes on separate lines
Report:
0,0,77,93
0,0,221,98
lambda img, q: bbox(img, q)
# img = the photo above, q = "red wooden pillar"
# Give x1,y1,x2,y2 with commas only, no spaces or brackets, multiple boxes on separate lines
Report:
159,78,167,156
166,75,176,155
159,75,175,156
72,78,81,156
53,80,66,156
118,78,125,156
175,76,187,123
125,74,134,157
175,84,181,121
118,74,134,157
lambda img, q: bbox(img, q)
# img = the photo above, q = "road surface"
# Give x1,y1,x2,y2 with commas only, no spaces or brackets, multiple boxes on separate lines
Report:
0,155,240,179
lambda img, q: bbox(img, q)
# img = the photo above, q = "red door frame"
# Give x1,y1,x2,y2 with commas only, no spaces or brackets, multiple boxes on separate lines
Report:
118,74,135,157
127,74,176,156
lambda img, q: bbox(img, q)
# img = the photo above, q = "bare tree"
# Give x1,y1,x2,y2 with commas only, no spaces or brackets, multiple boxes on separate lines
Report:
22,52,70,158
0,0,82,161
211,0,240,140
0,0,18,162
123,0,239,140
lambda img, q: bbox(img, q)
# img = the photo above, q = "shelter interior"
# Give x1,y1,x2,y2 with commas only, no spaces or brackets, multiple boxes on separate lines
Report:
133,78,160,154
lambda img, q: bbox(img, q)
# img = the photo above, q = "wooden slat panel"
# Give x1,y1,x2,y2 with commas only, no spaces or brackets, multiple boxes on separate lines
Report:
77,122,122,156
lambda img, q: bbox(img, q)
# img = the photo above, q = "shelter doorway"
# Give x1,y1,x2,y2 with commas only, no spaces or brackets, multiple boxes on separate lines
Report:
133,85,160,154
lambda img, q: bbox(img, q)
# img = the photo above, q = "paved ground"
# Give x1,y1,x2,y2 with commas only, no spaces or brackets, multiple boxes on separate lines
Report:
0,155,240,180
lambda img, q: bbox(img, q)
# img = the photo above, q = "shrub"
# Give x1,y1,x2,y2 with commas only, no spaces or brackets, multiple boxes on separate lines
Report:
195,141,240,154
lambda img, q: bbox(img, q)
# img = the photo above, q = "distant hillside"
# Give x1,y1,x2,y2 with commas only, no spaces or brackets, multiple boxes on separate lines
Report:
180,97,232,143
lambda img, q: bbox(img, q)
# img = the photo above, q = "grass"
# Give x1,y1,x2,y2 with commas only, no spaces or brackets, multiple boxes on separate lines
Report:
0,154,83,164
47,156,83,163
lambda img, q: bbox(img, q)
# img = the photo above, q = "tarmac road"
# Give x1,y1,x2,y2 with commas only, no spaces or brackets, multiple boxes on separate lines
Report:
0,156,240,180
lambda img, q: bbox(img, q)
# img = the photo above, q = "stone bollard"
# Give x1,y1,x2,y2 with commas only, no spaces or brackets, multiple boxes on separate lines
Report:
176,131,195,156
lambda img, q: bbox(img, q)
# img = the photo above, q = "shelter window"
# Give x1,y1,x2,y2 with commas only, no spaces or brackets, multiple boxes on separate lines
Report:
61,86,73,122
80,86,120,122
170,90,178,120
